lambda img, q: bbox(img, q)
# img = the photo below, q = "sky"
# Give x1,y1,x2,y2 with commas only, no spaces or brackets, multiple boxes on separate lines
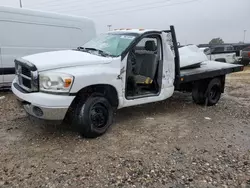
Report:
0,0,249,45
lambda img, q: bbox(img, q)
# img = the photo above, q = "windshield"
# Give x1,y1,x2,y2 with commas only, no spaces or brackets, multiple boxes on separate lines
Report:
80,33,137,57
203,48,211,54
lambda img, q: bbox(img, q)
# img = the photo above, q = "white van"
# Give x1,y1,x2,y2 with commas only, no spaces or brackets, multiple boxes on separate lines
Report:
0,6,96,88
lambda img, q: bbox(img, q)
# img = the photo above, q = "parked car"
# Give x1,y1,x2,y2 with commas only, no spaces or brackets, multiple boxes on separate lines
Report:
0,6,96,88
199,47,238,64
211,45,244,62
241,46,250,66
210,44,234,53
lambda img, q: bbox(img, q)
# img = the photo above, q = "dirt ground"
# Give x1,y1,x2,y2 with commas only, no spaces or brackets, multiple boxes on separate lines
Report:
0,66,250,188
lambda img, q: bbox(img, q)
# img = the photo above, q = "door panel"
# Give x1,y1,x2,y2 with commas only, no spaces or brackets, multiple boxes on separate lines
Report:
120,53,167,107
120,33,175,108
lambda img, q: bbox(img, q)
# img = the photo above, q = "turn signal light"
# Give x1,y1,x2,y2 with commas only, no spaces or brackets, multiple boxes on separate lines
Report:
64,78,72,88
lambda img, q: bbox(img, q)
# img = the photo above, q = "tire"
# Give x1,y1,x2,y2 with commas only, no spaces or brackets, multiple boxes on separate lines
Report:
192,81,207,105
205,78,222,106
242,60,249,66
192,78,222,106
74,95,113,138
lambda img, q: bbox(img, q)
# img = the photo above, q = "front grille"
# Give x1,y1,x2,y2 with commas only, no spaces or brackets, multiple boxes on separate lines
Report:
22,77,32,88
15,59,38,92
21,66,31,77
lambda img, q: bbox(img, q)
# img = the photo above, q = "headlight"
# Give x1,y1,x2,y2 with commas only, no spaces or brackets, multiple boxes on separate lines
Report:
39,72,74,93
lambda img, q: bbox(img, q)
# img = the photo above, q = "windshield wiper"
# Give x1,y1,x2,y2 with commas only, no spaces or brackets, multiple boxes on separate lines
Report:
76,47,114,57
76,46,88,51
85,47,113,57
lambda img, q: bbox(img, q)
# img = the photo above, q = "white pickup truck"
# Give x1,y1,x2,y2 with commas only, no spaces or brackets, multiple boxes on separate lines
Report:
199,47,238,64
12,26,244,138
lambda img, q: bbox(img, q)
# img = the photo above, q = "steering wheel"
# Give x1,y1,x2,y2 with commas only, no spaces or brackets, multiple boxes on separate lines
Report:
130,49,136,65
127,49,137,74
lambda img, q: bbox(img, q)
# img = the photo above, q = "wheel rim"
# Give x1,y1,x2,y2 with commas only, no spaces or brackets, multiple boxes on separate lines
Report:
209,85,220,100
90,103,109,129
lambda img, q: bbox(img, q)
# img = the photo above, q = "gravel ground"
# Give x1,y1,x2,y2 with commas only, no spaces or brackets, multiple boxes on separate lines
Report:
0,66,250,188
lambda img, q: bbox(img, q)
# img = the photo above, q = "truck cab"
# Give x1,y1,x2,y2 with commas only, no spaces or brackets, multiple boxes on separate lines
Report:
11,26,243,138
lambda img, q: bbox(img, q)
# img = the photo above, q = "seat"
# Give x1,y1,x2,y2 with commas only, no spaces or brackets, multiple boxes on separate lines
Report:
134,40,157,55
145,40,157,53
138,54,158,79
134,41,158,75
127,40,158,88
138,41,158,79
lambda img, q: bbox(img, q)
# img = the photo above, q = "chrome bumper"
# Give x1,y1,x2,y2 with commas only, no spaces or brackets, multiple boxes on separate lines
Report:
22,102,69,121
12,81,75,121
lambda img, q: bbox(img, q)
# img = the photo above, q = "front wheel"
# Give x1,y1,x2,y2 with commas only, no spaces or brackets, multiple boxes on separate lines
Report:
74,96,114,138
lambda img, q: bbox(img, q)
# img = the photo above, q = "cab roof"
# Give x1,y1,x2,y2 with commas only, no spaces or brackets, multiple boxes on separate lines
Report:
107,28,162,35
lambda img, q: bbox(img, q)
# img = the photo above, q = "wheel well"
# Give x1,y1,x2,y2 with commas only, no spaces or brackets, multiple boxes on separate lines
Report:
70,84,119,109
194,76,225,93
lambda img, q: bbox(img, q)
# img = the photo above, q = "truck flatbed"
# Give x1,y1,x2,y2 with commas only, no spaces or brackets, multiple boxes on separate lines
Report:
179,61,244,83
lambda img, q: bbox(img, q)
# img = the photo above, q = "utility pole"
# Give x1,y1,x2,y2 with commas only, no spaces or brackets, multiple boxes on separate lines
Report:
243,30,246,43
19,0,23,8
107,25,112,31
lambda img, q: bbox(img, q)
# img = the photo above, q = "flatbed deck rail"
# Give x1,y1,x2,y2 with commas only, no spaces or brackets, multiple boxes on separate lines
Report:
163,25,244,88
179,61,244,83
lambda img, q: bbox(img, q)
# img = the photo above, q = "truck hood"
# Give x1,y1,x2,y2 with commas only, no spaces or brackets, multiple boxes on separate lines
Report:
21,50,113,71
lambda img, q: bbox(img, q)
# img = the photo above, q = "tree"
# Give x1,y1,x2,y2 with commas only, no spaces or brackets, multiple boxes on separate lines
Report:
209,38,224,45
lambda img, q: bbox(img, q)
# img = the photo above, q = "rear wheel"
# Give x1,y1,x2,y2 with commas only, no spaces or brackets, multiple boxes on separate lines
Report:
206,78,222,106
192,81,206,105
192,78,222,106
74,95,114,138
242,60,249,66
